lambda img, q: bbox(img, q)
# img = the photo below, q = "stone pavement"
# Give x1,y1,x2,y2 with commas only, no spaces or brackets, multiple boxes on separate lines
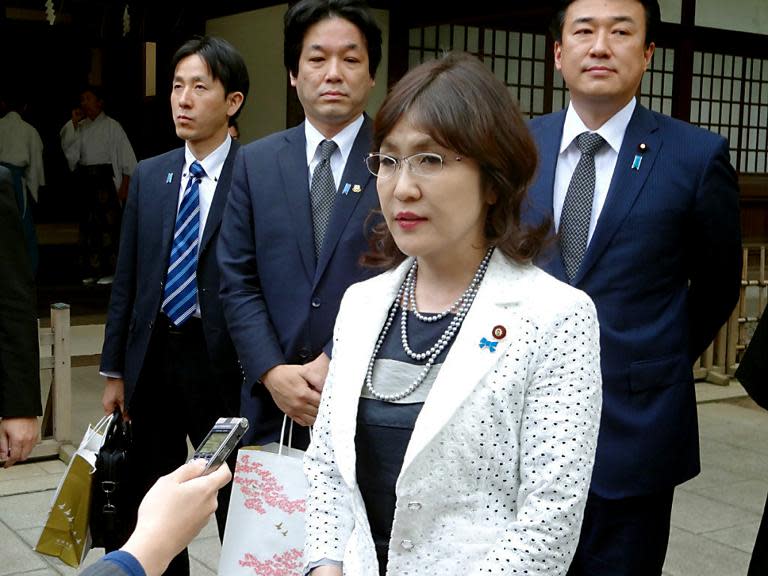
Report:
1,363,766,575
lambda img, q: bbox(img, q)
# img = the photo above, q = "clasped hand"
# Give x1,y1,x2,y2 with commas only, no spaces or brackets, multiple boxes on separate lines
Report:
262,353,330,426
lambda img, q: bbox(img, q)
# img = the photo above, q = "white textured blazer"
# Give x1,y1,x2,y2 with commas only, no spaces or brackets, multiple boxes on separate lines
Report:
304,250,602,575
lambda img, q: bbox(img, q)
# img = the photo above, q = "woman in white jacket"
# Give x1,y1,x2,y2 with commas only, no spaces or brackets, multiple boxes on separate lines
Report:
304,52,602,576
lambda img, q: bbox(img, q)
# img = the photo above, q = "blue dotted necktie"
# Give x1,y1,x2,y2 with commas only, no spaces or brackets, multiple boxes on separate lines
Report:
310,140,338,258
162,160,204,326
559,132,606,281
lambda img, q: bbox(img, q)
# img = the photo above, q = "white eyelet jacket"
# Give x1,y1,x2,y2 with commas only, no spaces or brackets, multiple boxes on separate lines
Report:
304,249,602,575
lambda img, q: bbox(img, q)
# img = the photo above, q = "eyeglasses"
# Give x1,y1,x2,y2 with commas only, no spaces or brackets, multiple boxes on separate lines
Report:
365,152,462,180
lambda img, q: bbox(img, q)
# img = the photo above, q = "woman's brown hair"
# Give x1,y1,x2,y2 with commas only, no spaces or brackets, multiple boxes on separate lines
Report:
362,52,550,269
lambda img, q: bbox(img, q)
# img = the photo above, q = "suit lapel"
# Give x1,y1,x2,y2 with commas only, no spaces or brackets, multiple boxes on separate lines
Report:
279,125,316,280
314,116,374,285
199,140,240,255
573,105,660,283
529,111,568,281
160,149,186,262
400,252,525,475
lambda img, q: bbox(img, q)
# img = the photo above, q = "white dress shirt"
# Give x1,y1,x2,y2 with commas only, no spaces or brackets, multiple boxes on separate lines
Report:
304,115,365,190
553,98,636,245
60,112,137,192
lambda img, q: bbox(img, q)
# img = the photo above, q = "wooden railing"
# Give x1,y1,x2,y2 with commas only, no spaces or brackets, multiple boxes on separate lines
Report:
695,244,767,384
30,303,74,460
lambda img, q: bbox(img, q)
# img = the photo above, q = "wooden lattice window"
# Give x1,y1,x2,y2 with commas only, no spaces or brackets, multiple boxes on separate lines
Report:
691,52,768,173
408,26,548,118
640,46,675,116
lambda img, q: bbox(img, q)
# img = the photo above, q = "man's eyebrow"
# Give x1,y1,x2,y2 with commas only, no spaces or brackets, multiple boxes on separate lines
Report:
308,42,360,51
572,15,636,25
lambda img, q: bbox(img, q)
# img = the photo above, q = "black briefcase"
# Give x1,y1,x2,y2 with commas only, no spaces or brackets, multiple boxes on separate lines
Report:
90,409,132,551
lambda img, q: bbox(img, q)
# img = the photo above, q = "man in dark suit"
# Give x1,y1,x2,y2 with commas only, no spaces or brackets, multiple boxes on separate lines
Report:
735,314,768,576
100,36,248,575
526,1,742,574
218,0,383,445
0,165,41,468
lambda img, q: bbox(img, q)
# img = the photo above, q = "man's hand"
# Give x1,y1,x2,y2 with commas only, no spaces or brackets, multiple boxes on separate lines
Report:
0,417,40,468
261,365,321,427
300,352,330,393
121,460,231,576
71,108,84,129
117,175,130,204
102,377,127,418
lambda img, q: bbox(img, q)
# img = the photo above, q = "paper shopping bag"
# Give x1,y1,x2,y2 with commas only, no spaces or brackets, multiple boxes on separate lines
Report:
219,428,308,575
35,414,111,567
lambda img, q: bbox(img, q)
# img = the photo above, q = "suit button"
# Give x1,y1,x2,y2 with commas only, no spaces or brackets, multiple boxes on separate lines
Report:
149,320,154,329
159,281,164,290
311,297,321,308
298,348,311,360
400,539,414,551
201,287,208,294
407,501,422,511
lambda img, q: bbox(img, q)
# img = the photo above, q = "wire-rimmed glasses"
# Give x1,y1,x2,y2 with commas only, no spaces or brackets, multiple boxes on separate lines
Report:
365,152,462,180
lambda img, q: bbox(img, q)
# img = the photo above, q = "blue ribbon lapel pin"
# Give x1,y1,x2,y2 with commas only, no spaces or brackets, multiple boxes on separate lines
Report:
479,337,498,352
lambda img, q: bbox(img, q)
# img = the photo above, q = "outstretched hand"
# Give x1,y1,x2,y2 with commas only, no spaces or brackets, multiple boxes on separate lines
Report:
120,460,232,576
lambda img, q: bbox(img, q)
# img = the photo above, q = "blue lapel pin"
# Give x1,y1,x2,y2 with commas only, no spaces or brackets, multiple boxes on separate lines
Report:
479,337,498,352
632,143,648,171
342,182,351,195
166,172,174,183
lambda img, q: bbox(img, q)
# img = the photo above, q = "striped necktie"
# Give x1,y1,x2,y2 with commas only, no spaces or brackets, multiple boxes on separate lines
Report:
162,160,204,326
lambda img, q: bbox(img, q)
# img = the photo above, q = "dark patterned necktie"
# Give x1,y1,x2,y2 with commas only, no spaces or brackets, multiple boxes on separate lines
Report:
559,132,606,281
162,160,204,326
310,139,338,258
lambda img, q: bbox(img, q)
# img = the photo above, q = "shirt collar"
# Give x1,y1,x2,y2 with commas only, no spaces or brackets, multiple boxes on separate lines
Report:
560,97,636,155
304,115,364,165
183,135,232,182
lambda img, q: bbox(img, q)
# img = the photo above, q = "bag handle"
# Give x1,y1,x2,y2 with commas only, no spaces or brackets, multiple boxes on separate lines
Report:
277,415,313,456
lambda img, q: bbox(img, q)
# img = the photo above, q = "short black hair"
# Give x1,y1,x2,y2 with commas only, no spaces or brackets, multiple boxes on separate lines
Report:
80,84,105,102
549,0,660,47
171,36,250,120
284,0,382,80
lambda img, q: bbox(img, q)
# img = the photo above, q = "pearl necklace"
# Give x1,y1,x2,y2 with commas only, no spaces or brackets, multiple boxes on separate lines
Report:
364,247,494,402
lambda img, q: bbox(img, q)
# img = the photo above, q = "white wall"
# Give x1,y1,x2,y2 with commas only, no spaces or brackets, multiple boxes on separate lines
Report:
696,0,768,34
207,6,389,143
207,5,288,142
659,0,682,24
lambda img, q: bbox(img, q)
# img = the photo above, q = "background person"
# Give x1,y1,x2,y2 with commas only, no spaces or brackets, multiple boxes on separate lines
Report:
304,52,602,576
525,1,742,574
99,36,248,575
60,86,137,285
0,89,44,275
218,0,383,446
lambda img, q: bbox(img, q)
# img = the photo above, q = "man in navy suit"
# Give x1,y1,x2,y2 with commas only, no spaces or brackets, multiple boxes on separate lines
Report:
100,36,248,575
218,0,382,446
526,1,741,574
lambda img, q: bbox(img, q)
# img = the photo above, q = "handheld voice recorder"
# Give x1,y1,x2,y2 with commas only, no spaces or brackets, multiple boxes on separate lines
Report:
191,417,249,474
